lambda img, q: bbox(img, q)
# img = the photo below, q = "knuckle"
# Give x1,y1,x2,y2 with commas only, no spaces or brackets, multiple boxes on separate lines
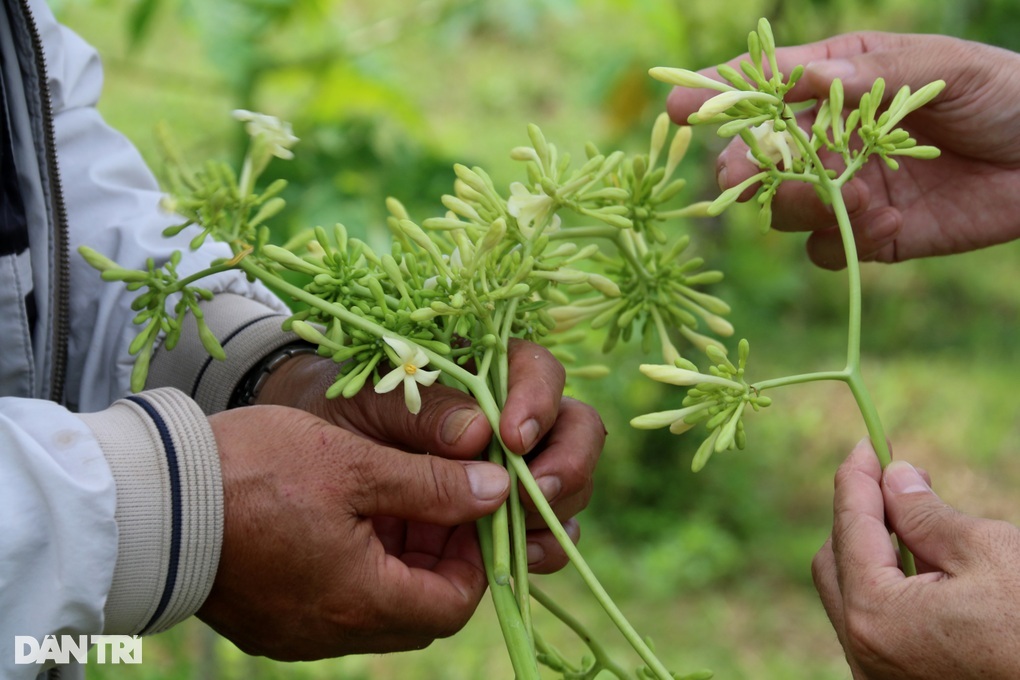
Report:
423,454,457,508
843,608,886,665
810,543,830,587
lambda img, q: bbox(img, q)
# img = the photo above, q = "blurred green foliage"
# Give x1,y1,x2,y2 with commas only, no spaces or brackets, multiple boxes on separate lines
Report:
56,0,1020,677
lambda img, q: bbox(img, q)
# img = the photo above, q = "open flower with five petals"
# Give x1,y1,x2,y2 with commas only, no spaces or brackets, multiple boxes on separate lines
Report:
374,337,441,414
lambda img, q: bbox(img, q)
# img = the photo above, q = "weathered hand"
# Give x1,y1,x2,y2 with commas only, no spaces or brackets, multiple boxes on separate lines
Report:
811,440,1020,678
199,405,511,660
257,338,605,573
665,32,1020,269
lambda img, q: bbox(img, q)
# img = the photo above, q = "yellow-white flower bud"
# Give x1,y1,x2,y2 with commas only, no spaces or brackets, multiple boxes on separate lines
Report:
697,91,779,119
648,67,736,93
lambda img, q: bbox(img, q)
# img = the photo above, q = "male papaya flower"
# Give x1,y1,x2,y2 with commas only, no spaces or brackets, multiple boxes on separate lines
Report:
231,109,299,160
507,181,555,237
374,336,441,414
746,119,800,170
634,342,772,471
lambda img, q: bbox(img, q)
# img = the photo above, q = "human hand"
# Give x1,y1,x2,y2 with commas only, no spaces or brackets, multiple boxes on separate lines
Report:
665,32,1020,269
199,405,512,660
811,440,1020,679
256,338,605,574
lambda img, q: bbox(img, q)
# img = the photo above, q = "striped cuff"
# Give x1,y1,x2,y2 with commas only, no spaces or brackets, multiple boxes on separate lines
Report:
146,293,298,414
79,388,223,635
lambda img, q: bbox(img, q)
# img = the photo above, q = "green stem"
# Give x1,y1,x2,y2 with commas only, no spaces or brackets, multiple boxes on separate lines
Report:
487,440,512,585
549,225,621,241
784,109,916,576
531,585,630,679
508,462,533,641
173,261,238,290
478,515,541,680
753,370,849,392
505,453,674,680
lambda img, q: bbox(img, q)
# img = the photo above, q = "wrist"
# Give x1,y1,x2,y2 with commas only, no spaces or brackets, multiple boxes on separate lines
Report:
228,344,319,409
251,350,338,411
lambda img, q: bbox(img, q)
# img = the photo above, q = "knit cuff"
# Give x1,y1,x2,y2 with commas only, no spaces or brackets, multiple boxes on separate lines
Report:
79,388,223,635
146,293,298,414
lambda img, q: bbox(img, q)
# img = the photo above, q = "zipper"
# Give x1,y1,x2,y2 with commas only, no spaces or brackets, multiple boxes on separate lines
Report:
17,0,70,405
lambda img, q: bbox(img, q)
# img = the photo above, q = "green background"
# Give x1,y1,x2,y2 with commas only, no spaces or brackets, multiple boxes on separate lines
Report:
52,0,1020,677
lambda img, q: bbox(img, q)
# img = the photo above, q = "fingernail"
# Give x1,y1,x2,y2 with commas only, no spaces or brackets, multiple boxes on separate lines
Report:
807,58,856,82
884,461,931,495
441,408,481,445
535,475,562,503
563,517,580,544
864,210,901,244
519,418,541,452
526,542,545,565
716,164,728,191
465,462,509,501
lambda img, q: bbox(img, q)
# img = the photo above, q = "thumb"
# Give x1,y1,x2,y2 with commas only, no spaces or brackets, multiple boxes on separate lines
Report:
802,40,945,104
882,461,973,572
351,448,509,524
337,381,495,459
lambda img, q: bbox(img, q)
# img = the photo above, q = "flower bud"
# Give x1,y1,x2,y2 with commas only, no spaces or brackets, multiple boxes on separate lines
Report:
649,112,671,167
648,67,735,93
587,273,621,297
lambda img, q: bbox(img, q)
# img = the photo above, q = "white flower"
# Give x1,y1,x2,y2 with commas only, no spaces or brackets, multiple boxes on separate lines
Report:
374,337,441,414
232,109,299,160
746,120,799,170
507,182,554,238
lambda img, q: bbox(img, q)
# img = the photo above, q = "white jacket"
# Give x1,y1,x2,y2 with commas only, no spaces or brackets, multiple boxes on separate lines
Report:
0,1,302,677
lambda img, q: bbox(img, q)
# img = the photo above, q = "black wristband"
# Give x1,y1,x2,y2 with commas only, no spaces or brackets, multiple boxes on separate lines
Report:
227,343,318,408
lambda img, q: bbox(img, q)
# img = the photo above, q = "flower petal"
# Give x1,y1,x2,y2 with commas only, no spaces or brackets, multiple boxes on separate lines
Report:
410,346,430,369
382,336,414,363
374,367,405,394
403,377,422,414
413,369,441,387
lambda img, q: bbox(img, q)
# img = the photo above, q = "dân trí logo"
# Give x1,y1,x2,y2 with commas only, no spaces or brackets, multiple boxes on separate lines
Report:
14,635,142,665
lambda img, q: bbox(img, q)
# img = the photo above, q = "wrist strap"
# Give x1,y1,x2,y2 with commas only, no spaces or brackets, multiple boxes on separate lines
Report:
227,343,318,408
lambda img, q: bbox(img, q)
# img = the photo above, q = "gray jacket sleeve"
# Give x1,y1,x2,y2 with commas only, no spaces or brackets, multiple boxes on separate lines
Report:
4,0,302,654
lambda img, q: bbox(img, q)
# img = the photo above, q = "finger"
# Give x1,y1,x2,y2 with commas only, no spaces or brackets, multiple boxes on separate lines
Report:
335,379,494,458
525,518,580,574
771,178,870,233
350,447,509,524
369,527,489,642
830,440,904,596
881,461,977,574
519,398,605,524
663,33,893,125
500,340,566,455
798,34,954,105
811,537,846,639
805,206,904,270
400,522,476,571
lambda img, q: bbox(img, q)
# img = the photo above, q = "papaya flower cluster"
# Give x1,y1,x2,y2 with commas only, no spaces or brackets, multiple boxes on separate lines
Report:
640,17,945,487
80,104,737,679
632,340,771,471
